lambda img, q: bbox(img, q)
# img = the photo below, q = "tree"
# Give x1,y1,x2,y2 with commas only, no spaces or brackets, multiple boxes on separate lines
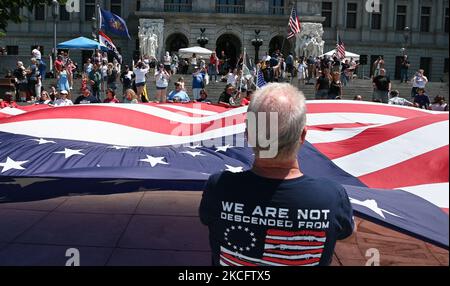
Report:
0,0,67,36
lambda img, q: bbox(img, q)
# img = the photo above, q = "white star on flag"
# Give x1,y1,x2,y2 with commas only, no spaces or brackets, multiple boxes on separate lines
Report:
181,151,206,158
215,145,233,153
225,165,244,173
350,198,402,219
140,155,169,167
0,157,29,173
108,146,131,150
187,144,202,149
54,148,85,159
31,138,56,145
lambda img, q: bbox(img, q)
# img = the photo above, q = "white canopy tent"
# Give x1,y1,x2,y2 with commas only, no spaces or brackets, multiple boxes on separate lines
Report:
178,46,213,58
320,49,360,61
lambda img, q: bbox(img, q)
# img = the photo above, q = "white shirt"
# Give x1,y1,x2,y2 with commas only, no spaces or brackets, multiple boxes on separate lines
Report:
32,49,41,60
164,55,172,65
227,73,237,86
123,70,133,80
134,68,149,84
54,98,74,107
389,97,412,106
431,103,448,112
412,75,428,88
101,65,108,77
155,70,169,88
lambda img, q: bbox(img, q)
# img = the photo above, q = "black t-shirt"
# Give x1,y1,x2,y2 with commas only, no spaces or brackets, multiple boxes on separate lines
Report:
414,94,431,109
401,59,410,69
373,75,390,91
317,76,331,90
329,80,341,96
218,92,232,104
199,172,354,266
74,95,100,104
341,63,350,72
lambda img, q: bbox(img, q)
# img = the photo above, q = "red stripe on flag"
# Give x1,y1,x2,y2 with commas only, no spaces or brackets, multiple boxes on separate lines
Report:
265,239,324,246
314,114,449,160
267,229,326,237
220,252,257,266
358,145,449,189
262,256,321,266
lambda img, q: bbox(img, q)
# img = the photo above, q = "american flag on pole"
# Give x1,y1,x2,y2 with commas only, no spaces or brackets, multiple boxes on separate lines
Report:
287,6,301,39
0,102,448,248
336,35,346,60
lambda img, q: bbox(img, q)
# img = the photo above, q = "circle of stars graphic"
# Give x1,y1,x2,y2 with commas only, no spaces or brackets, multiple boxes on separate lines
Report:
224,225,257,253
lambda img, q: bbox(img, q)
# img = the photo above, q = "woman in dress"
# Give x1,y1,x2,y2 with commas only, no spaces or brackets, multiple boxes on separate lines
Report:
57,65,70,94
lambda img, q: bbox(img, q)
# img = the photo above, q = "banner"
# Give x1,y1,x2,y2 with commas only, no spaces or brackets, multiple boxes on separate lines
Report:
99,31,122,64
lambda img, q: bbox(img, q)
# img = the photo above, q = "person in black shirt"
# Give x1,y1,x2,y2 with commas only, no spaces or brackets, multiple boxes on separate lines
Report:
315,68,331,100
400,55,410,83
413,88,431,110
74,88,100,105
372,69,391,103
328,72,343,100
218,84,236,106
200,83,354,267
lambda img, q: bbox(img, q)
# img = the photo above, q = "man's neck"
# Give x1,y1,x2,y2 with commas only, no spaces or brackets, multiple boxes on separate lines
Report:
252,157,303,180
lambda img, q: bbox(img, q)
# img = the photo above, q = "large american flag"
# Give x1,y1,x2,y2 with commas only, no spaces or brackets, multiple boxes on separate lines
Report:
336,35,346,60
287,6,301,39
0,102,448,248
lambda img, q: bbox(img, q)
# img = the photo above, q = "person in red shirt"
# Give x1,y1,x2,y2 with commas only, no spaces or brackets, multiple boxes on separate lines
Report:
0,92,19,108
209,52,219,82
53,55,64,78
103,88,120,104
240,90,253,106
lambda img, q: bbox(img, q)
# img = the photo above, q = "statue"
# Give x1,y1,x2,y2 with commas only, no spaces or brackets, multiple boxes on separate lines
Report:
138,20,164,59
294,23,325,58
148,31,158,58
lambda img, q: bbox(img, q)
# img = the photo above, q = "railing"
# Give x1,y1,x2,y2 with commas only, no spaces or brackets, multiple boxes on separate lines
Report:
269,6,286,15
164,3,193,13
215,4,245,14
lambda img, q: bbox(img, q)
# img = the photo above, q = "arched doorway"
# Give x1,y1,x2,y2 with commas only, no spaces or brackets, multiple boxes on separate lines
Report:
216,33,242,72
269,36,291,56
165,33,189,55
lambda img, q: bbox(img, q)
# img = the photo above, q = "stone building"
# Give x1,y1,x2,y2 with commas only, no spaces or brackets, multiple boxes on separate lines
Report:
0,0,448,81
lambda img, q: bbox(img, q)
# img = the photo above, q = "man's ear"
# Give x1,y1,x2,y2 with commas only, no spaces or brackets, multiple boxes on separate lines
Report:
300,126,308,145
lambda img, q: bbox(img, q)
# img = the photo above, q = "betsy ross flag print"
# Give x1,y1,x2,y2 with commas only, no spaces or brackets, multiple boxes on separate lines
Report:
220,229,326,266
0,101,448,248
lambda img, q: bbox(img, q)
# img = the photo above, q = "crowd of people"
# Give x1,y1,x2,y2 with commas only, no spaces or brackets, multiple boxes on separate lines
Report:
0,47,448,112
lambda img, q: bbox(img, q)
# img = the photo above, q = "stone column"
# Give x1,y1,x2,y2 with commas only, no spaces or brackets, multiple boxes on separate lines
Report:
434,0,444,33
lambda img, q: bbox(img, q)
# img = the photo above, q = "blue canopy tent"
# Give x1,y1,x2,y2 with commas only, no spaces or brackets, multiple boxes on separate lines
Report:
57,37,108,51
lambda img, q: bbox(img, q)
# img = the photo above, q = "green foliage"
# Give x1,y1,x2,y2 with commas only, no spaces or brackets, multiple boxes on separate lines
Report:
0,0,67,33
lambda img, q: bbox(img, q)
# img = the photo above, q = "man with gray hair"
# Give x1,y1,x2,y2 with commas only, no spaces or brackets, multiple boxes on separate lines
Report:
199,83,354,266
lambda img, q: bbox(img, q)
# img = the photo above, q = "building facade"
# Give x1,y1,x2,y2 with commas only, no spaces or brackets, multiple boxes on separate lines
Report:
0,0,448,81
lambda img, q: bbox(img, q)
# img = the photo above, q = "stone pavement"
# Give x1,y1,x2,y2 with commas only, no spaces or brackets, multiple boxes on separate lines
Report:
0,191,447,266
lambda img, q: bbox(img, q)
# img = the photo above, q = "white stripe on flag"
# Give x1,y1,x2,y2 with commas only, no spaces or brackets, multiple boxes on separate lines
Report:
0,119,247,147
397,183,449,209
265,235,327,242
306,113,405,126
264,244,325,251
263,252,323,260
332,120,449,177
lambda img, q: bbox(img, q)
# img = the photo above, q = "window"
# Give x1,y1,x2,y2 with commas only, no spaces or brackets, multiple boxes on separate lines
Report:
85,0,95,21
445,8,449,33
60,4,70,21
269,0,286,15
444,58,449,74
346,3,357,29
396,5,407,31
420,57,432,79
371,4,382,30
164,0,193,12
216,0,245,14
421,7,431,32
137,0,141,11
35,4,45,21
6,46,19,55
111,0,121,16
322,2,332,28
